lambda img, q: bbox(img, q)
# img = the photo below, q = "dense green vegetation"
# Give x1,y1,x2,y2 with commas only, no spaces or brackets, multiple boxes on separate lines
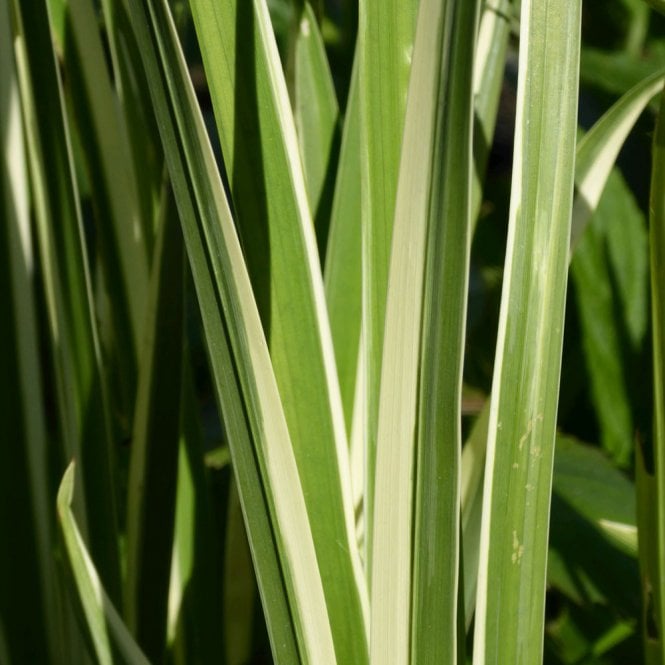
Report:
3,0,665,663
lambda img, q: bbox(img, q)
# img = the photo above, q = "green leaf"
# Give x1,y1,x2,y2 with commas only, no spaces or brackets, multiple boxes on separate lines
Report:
580,46,665,100
641,78,665,665
99,0,164,248
223,480,258,665
461,403,490,629
559,457,639,560
545,605,637,664
624,0,650,56
549,437,639,609
358,0,418,566
471,0,513,227
571,169,648,466
0,5,60,657
411,0,479,662
462,68,662,633
572,67,665,251
52,0,151,395
124,185,184,661
204,445,232,470
11,0,121,603
127,0,338,661
324,55,362,436
371,1,479,663
473,1,582,662
187,1,368,661
56,463,150,665
294,2,339,254
167,372,224,661
642,0,665,17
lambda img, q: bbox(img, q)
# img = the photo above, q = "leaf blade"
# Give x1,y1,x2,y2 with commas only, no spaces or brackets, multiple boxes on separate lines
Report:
473,1,582,661
370,1,479,663
127,1,337,661
188,1,368,660
56,464,151,665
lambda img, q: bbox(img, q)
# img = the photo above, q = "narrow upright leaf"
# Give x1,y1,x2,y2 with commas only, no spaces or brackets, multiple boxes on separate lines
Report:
51,0,151,417
0,5,59,657
641,80,665,665
471,0,513,226
324,55,362,436
125,186,184,661
463,70,662,629
473,1,582,662
293,1,339,253
57,464,150,665
371,1,479,664
166,368,225,663
11,0,121,602
358,0,418,565
188,2,368,660
128,1,337,661
411,1,479,662
100,0,164,245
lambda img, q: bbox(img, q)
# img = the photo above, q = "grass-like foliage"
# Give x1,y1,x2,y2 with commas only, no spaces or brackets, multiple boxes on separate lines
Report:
2,0,665,663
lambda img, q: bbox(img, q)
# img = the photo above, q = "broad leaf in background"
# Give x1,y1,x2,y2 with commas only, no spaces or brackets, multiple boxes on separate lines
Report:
547,438,641,663
624,0,650,56
581,46,665,101
549,436,639,606
571,169,648,467
546,606,638,664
